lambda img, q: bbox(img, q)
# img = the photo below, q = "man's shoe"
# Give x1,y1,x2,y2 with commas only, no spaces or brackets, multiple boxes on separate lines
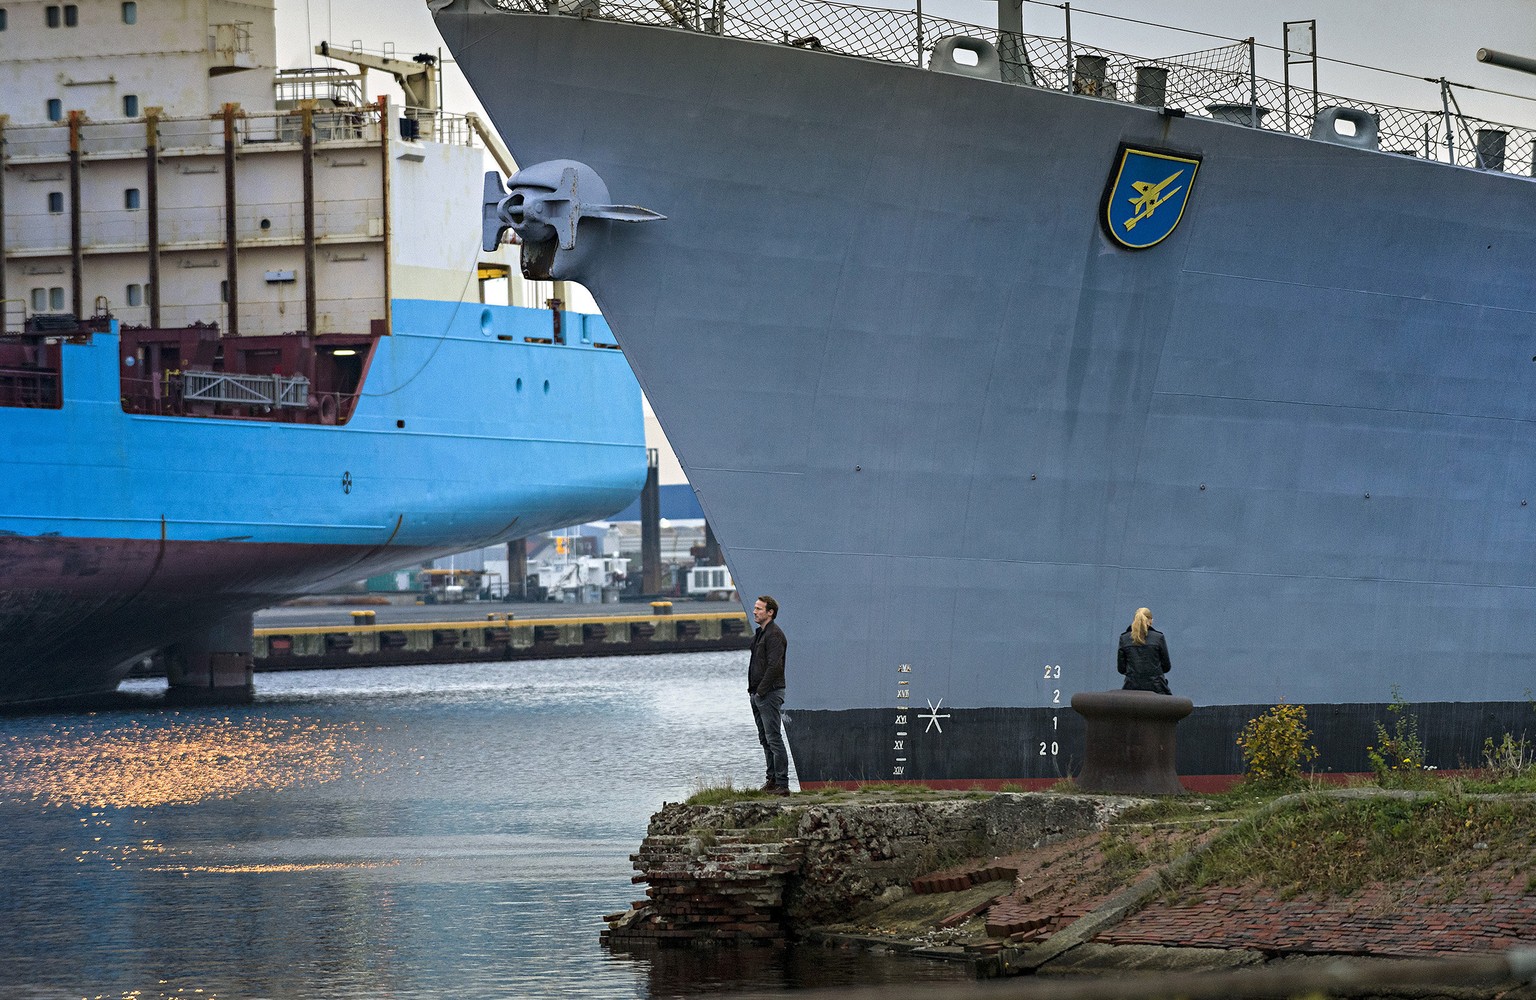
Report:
771,785,792,797
759,780,777,792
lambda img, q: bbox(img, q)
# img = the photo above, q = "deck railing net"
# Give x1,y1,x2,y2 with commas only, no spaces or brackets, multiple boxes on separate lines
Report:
483,0,1536,174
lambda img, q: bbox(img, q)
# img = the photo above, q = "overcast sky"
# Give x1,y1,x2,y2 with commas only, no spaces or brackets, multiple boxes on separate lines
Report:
273,0,1536,126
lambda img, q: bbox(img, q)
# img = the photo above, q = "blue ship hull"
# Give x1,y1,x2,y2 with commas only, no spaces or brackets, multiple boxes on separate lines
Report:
0,299,645,703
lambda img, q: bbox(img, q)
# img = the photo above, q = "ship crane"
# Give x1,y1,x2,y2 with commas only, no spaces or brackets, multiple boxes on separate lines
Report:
315,40,439,139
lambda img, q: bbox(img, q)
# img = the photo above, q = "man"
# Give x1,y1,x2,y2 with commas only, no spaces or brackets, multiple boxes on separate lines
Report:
748,594,789,795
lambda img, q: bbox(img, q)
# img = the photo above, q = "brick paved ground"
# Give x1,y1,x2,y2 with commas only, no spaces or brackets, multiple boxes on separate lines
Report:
943,826,1218,942
1100,868,1536,957
906,822,1536,959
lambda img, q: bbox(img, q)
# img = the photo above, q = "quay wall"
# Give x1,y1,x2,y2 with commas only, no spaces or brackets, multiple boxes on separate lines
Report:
128,610,751,678
244,610,746,672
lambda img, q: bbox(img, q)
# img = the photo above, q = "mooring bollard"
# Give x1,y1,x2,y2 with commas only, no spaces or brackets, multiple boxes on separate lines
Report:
1071,689,1194,795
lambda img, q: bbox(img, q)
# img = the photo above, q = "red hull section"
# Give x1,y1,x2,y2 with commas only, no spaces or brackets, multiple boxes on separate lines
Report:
0,535,436,703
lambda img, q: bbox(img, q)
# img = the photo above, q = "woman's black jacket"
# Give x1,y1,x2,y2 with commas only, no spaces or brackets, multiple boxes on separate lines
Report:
1117,627,1172,694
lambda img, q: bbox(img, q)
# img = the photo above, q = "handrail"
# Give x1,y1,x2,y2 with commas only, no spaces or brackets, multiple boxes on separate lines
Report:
0,104,486,158
481,0,1536,173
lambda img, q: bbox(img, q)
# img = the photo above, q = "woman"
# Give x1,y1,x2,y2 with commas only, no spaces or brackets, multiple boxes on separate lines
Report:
1118,607,1172,694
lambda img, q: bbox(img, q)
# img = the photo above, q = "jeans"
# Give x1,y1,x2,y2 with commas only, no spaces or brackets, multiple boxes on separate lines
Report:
750,688,789,787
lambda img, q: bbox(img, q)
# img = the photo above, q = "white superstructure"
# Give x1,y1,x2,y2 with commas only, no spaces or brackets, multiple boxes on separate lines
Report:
0,1,279,124
0,0,512,336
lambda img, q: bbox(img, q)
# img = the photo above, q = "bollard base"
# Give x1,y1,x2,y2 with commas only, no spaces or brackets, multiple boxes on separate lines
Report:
1071,689,1194,795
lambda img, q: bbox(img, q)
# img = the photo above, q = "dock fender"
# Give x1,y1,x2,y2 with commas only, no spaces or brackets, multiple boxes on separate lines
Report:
487,161,665,281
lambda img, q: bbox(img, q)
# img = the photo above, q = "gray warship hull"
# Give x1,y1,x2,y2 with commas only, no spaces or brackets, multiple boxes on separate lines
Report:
433,3,1536,785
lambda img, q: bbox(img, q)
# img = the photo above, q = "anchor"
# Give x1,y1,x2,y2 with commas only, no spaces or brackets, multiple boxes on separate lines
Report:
482,160,664,280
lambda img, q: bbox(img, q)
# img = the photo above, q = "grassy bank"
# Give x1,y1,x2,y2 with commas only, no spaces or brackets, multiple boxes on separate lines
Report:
1174,790,1536,899
682,775,1536,903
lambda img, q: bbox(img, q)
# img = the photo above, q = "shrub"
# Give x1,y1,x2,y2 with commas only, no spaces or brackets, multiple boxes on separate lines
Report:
1236,702,1317,787
1367,687,1431,788
1482,732,1536,781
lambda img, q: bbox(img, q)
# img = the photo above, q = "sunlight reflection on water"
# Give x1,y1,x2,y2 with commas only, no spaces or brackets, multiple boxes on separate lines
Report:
0,652,968,999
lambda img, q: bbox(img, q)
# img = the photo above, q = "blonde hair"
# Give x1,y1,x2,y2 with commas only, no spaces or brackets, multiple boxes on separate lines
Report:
1131,607,1154,645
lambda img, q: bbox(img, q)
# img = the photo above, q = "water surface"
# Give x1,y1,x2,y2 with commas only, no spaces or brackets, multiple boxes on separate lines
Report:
0,653,967,998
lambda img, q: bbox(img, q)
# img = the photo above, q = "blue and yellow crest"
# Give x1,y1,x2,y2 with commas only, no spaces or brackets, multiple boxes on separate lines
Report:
1101,145,1201,250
